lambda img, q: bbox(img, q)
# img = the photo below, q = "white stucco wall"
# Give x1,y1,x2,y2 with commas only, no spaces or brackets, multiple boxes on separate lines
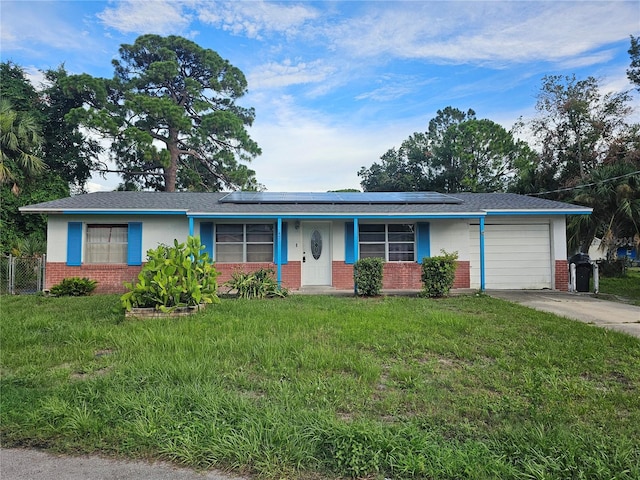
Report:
47,215,189,263
550,217,567,261
429,220,471,261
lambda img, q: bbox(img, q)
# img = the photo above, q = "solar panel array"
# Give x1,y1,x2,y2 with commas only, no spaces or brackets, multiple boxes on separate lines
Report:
220,191,463,204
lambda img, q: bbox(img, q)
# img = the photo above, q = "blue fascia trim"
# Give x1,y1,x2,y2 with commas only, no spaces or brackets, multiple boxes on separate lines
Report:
187,213,487,220
485,210,591,216
63,210,187,215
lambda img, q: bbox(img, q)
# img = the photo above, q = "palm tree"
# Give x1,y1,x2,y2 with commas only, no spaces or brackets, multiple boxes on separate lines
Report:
568,161,640,255
0,99,46,194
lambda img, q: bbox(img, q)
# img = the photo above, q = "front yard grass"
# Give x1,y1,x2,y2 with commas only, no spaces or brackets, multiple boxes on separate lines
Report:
1,294,639,479
598,267,640,305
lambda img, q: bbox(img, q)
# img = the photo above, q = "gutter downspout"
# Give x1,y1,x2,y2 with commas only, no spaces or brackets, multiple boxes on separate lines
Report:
188,217,194,237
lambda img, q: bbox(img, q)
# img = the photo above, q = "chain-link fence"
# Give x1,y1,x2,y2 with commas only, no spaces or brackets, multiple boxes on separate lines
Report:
1,255,46,294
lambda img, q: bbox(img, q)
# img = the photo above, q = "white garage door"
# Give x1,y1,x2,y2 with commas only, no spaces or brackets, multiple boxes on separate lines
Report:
470,223,552,289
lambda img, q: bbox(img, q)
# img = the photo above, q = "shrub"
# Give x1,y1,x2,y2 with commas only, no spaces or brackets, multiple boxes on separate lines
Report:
354,257,384,296
224,268,288,299
50,277,98,296
598,259,629,277
420,250,458,298
120,236,219,312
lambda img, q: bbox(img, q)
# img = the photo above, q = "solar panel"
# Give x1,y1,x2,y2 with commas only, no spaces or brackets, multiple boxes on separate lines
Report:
219,191,462,204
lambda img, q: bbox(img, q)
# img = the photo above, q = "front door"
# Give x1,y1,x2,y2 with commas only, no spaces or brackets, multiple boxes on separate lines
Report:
301,222,332,286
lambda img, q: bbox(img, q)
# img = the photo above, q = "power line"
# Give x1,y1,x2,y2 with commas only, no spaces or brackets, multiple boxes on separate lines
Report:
526,170,640,197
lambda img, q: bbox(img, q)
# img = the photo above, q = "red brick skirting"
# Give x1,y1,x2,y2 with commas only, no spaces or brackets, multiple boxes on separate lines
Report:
216,262,301,291
333,260,470,290
46,263,143,294
555,259,569,291
46,259,471,294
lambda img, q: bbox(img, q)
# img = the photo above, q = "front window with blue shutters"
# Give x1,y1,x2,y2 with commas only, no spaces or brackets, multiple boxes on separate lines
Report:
86,224,128,263
215,224,274,262
359,224,415,261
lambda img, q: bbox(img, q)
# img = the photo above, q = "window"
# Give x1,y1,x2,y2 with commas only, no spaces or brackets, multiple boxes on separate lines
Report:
86,224,128,264
359,224,415,261
215,224,274,262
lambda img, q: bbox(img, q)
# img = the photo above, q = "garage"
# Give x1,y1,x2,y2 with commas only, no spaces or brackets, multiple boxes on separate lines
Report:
470,223,552,289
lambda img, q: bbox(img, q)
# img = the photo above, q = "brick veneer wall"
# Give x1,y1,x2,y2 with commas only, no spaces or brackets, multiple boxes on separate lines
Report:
332,262,354,289
453,261,471,289
332,260,470,290
555,259,569,291
215,262,301,290
46,263,143,294
46,259,472,294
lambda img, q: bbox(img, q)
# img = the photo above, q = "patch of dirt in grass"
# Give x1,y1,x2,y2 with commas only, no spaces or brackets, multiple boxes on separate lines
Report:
71,365,114,380
94,348,114,358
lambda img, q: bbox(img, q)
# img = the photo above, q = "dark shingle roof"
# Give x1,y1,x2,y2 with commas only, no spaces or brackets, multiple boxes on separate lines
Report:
19,191,591,216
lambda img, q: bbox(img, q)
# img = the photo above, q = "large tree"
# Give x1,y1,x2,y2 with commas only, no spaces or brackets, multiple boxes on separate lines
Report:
527,75,633,190
40,66,102,192
0,62,78,253
628,35,640,91
436,118,533,193
359,107,533,193
523,74,639,253
65,34,261,192
359,107,474,192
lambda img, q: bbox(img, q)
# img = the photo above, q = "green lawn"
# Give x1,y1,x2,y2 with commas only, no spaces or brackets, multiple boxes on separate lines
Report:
598,268,640,305
1,294,639,479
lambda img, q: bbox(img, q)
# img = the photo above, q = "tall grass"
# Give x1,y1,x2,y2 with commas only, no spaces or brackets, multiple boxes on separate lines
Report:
1,294,639,479
598,267,640,305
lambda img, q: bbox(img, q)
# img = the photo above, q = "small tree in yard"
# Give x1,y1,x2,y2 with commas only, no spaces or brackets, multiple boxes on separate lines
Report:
354,257,384,296
421,251,458,298
121,236,219,312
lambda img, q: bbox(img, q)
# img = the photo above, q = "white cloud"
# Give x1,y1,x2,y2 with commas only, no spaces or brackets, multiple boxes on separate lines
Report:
97,0,191,34
197,0,319,40
248,59,336,89
325,1,638,66
248,96,422,191
0,2,102,55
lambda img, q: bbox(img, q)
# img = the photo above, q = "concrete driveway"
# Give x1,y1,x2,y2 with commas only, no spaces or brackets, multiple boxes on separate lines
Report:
487,290,640,338
0,448,246,480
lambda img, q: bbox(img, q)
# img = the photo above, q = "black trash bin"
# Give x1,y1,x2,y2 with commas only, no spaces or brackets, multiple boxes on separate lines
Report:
569,253,591,292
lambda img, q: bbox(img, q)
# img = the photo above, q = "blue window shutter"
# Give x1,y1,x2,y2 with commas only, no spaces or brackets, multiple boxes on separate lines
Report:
416,222,430,264
67,222,82,266
345,222,355,264
127,222,143,266
200,222,214,260
274,222,288,264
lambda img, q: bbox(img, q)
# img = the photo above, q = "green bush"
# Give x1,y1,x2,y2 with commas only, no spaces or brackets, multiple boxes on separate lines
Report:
354,257,384,296
50,277,98,296
224,267,288,299
420,250,458,298
120,236,219,312
598,259,629,277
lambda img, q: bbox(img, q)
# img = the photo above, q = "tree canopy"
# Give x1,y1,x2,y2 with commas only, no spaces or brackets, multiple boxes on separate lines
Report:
0,62,88,254
359,107,534,193
65,34,261,192
628,35,640,91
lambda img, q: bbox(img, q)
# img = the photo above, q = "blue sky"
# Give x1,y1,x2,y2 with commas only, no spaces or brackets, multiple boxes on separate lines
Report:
1,1,638,192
